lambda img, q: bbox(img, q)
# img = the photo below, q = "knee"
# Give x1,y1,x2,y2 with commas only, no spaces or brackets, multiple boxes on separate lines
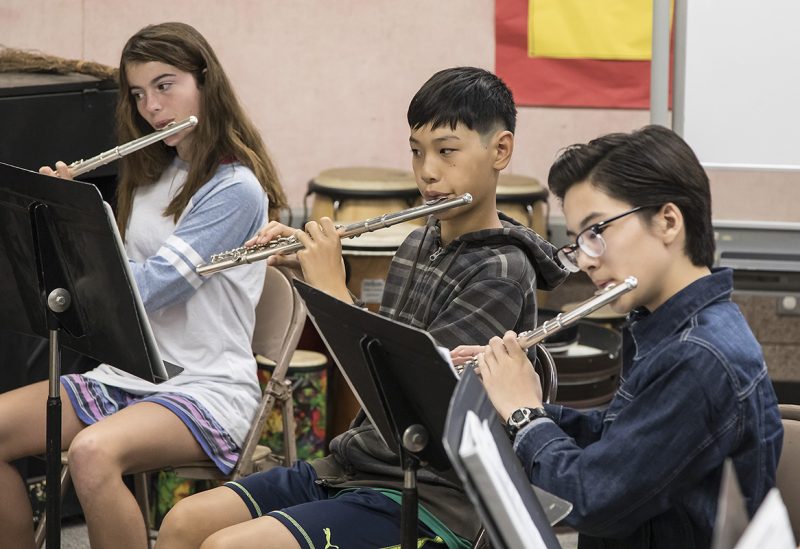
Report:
199,530,237,549
67,429,122,490
0,426,31,463
198,534,222,549
158,495,211,548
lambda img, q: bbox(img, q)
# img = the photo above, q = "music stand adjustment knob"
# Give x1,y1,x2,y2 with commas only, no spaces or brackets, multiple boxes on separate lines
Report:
402,424,428,453
47,288,71,313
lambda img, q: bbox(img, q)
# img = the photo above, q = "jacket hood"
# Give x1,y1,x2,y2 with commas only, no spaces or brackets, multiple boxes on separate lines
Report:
453,212,568,291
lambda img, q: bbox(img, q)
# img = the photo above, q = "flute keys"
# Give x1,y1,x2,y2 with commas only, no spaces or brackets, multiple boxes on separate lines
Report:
208,236,298,264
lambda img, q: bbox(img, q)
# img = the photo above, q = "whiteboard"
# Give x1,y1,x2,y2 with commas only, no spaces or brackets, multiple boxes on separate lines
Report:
681,0,800,170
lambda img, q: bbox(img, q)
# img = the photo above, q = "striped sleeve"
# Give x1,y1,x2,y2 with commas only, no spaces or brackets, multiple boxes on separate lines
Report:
130,167,267,313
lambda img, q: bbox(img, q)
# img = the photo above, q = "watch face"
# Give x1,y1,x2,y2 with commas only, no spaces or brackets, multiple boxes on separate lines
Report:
510,408,532,426
506,407,548,439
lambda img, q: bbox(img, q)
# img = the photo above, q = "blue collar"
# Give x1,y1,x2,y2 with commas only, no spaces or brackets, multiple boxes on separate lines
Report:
628,268,734,359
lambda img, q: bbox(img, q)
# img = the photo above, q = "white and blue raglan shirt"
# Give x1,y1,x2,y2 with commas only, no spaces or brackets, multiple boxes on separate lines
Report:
83,156,267,446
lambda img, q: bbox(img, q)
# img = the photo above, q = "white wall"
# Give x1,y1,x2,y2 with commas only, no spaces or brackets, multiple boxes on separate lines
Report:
681,0,800,170
2,0,798,222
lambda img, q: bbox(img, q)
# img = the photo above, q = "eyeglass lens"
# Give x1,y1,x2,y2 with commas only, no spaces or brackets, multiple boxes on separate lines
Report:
559,229,607,272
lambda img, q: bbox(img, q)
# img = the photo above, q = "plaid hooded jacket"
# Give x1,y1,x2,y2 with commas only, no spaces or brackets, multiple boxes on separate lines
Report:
311,213,567,541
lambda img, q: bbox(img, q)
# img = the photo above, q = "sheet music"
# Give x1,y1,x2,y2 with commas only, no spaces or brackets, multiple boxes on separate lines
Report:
436,345,460,378
733,489,796,549
103,202,172,381
458,411,548,549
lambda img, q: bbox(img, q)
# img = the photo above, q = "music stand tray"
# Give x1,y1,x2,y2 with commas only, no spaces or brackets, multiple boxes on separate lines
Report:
0,162,177,547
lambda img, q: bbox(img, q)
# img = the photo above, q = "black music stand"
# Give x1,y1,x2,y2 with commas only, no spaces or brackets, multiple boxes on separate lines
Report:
293,280,462,549
443,367,569,549
0,162,177,547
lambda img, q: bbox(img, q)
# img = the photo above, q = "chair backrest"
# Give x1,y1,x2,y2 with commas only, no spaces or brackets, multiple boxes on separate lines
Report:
232,265,307,478
251,265,306,366
777,403,800,542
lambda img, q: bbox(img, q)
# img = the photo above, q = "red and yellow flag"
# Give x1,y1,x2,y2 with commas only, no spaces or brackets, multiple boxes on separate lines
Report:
496,0,673,108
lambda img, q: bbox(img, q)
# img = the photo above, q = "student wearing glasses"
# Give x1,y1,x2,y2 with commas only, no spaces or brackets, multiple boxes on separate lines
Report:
468,126,783,548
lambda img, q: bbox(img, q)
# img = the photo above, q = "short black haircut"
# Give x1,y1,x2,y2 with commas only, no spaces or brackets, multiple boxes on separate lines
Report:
407,67,517,135
548,125,715,268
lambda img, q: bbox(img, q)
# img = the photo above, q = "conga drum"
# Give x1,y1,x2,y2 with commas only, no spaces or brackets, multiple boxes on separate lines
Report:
496,173,549,238
340,223,416,313
257,351,329,461
540,305,626,409
306,167,423,224
543,320,623,410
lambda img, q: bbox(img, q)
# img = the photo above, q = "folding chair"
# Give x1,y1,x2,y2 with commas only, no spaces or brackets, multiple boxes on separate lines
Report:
776,403,800,543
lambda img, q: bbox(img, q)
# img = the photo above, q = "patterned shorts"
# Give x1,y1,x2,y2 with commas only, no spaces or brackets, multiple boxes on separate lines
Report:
61,374,239,474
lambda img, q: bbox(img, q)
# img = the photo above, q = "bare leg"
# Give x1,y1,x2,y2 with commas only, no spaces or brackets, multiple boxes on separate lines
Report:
67,402,207,549
155,486,253,549
200,516,301,549
0,380,86,549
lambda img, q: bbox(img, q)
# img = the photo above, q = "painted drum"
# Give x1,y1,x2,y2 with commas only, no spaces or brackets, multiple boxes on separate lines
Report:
257,351,329,461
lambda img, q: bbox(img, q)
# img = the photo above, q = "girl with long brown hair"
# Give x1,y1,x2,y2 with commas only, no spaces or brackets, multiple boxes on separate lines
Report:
0,22,285,548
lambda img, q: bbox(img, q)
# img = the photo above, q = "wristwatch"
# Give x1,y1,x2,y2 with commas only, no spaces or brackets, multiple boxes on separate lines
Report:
505,406,549,439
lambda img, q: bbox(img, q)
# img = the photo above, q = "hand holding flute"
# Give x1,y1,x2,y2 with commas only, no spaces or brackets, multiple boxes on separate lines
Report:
234,194,474,303
454,276,638,421
478,330,547,420
38,161,75,180
250,217,352,302
37,116,198,180
450,333,545,418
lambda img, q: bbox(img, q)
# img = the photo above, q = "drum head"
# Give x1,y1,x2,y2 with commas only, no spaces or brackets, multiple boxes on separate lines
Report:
340,223,416,255
546,322,621,378
496,173,548,199
311,167,418,195
307,167,422,225
546,321,623,408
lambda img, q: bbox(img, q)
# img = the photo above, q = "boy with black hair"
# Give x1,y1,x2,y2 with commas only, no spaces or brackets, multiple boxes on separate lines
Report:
475,125,783,549
157,67,567,549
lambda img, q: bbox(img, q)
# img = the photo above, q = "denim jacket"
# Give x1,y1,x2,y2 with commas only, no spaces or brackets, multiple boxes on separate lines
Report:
514,268,783,549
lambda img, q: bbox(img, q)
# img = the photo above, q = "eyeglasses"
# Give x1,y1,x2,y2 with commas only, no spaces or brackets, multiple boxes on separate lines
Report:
557,206,656,273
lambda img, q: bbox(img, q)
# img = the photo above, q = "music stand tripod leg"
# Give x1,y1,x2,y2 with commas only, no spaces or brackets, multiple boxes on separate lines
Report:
46,288,71,549
401,424,428,549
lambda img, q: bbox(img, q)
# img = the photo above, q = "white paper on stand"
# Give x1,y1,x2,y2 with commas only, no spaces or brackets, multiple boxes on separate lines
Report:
734,488,796,549
458,411,548,549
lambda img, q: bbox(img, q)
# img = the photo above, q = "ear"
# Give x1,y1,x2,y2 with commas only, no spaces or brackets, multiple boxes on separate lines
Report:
658,202,684,246
491,130,514,171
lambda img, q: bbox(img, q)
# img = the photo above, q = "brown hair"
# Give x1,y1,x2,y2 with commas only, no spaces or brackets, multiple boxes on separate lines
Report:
114,22,286,238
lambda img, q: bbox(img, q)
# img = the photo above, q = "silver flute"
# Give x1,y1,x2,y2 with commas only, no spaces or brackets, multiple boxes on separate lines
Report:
456,276,638,374
197,193,473,276
67,116,198,176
